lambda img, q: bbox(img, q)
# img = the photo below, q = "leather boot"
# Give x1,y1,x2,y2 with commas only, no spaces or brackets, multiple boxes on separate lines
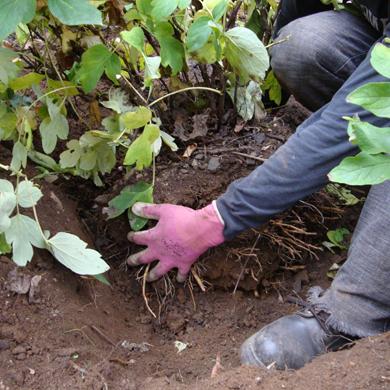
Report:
240,308,353,370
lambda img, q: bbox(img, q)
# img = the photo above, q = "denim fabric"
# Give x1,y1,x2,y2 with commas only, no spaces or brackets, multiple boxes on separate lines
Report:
217,10,387,240
217,5,390,337
310,181,390,337
271,10,380,111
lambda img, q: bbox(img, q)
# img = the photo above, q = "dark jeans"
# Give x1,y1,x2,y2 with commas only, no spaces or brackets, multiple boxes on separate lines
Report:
271,2,390,337
271,3,380,111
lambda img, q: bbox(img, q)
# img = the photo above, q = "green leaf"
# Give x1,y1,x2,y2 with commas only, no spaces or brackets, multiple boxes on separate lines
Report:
10,141,27,171
16,179,43,208
79,149,97,170
93,273,110,285
48,0,103,26
143,55,161,87
47,79,79,96
101,89,133,114
347,82,390,118
212,0,229,21
121,27,145,52
263,70,282,106
95,142,116,174
227,81,263,121
39,112,69,154
9,73,44,91
151,0,179,20
187,16,213,52
347,119,390,154
0,233,11,254
326,228,350,250
60,139,82,168
0,188,16,233
0,111,17,140
178,0,190,8
326,183,360,206
160,130,178,151
28,151,60,171
107,181,153,229
370,42,390,79
0,47,19,85
136,0,153,17
48,232,110,275
0,0,36,40
5,214,45,266
155,22,184,75
124,124,160,169
224,27,269,83
75,44,121,93
120,106,152,130
329,152,390,185
0,179,14,193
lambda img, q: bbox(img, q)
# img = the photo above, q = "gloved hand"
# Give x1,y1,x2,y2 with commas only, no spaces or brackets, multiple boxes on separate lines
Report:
127,202,225,282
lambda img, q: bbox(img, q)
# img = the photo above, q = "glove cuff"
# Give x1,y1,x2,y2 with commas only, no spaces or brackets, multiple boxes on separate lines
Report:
212,200,225,226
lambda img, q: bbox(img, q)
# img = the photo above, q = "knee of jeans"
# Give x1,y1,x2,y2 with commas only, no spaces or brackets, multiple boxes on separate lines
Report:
270,17,327,90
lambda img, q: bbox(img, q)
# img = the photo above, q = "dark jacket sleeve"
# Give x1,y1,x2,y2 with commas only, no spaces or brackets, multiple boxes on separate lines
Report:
216,40,388,240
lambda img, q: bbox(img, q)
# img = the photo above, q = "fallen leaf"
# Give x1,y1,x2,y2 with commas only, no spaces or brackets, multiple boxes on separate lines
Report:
183,143,197,158
174,340,188,354
29,275,42,303
7,269,31,294
234,119,246,133
211,353,223,378
89,100,101,128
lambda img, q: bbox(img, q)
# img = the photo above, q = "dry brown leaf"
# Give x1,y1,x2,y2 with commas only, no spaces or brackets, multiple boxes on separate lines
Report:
211,353,223,378
183,143,198,158
89,100,101,128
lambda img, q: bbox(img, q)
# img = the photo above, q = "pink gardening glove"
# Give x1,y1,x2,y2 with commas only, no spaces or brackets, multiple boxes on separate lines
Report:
127,202,225,282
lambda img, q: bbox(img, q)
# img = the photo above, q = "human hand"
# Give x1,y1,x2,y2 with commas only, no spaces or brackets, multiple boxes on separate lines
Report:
127,202,225,282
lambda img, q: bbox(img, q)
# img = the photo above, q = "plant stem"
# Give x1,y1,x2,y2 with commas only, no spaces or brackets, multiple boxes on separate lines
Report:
148,87,222,108
28,86,79,110
0,164,9,170
121,75,148,105
152,153,156,187
265,35,291,49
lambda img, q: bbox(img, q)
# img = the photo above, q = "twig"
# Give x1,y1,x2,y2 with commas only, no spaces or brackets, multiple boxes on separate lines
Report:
226,0,243,29
233,233,262,295
232,152,266,162
64,327,96,346
188,281,197,311
143,264,157,318
211,353,223,378
148,87,221,108
120,76,148,105
191,268,206,292
90,325,116,347
265,133,285,142
265,35,291,50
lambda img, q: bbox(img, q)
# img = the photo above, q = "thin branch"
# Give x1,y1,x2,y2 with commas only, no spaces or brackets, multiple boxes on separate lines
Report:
226,0,243,29
148,87,221,108
143,264,157,318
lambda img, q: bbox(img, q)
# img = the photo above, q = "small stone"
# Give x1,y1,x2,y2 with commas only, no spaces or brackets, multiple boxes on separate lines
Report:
195,154,204,160
254,133,266,144
12,345,26,355
0,339,10,351
15,353,26,360
94,194,111,205
207,157,221,172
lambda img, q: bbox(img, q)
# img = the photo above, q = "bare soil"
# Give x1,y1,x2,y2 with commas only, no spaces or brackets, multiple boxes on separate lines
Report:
1,100,388,390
